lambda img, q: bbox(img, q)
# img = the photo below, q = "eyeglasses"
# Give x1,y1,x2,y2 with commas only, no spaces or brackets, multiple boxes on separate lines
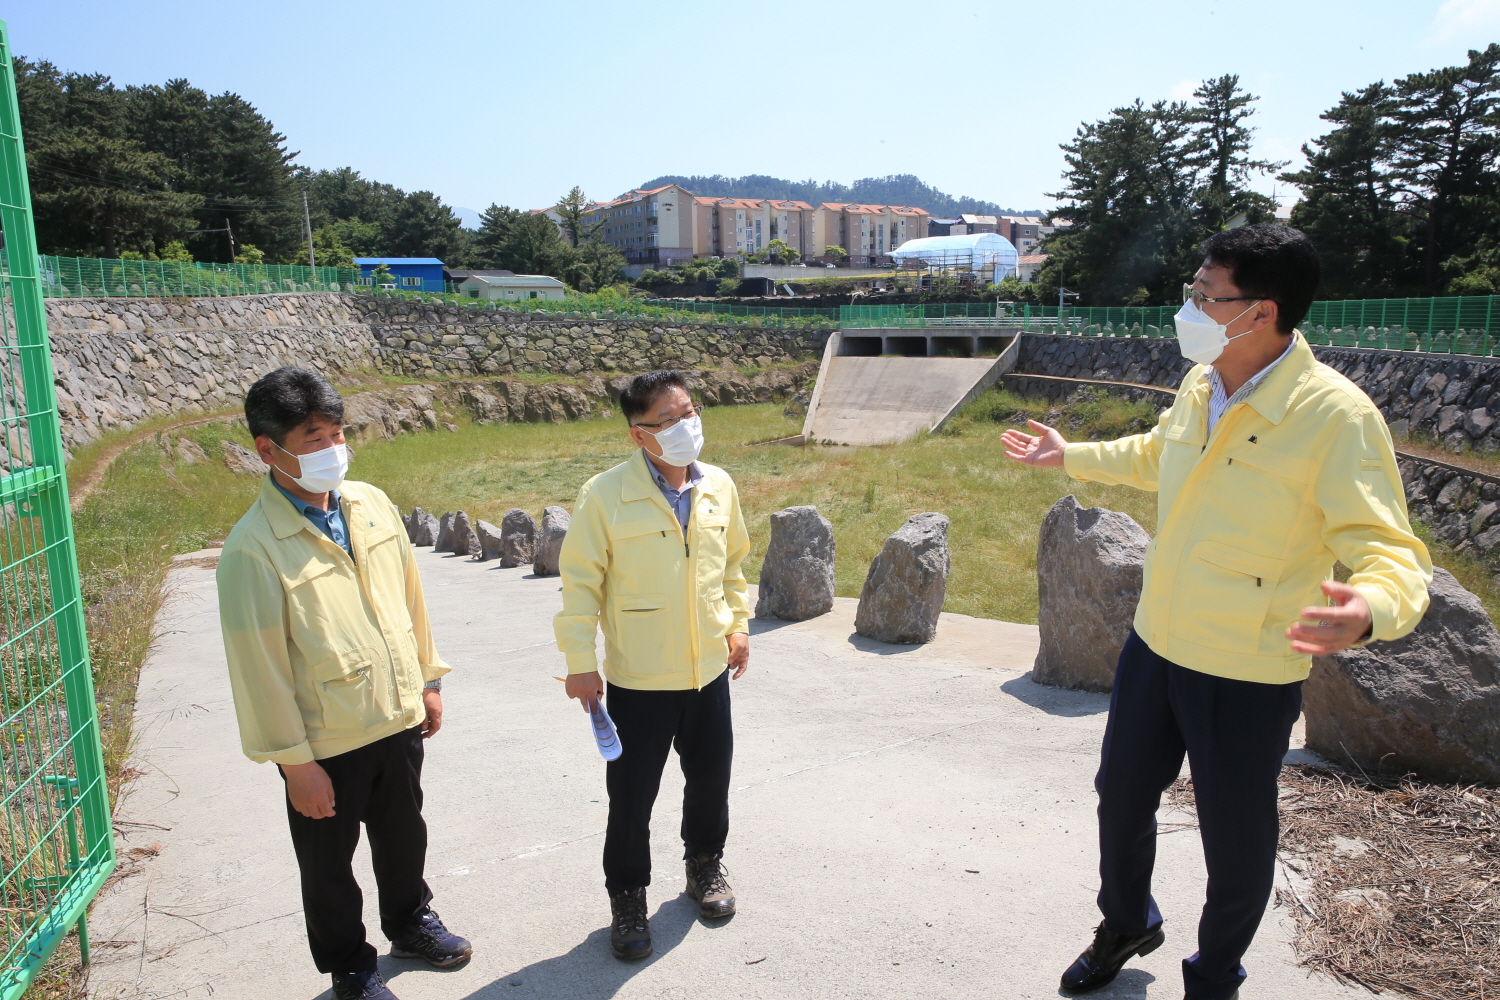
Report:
1182,283,1261,308
633,403,701,432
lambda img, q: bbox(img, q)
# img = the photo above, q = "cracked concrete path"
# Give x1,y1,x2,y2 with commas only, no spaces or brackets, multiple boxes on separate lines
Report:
86,547,1362,1000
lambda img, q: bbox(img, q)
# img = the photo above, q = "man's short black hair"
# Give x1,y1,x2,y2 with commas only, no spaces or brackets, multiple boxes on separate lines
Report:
244,367,345,444
620,370,688,423
1198,223,1321,335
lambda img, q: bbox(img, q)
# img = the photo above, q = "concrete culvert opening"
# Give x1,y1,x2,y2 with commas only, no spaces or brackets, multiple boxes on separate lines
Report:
838,336,882,357
885,336,928,357
930,337,974,358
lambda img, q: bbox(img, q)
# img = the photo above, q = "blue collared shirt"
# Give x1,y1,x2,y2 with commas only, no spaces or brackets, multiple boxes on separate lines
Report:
271,475,352,556
644,450,704,534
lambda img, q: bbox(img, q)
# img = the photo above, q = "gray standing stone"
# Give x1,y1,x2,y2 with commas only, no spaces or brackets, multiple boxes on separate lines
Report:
1032,495,1149,692
500,508,538,568
1306,568,1500,784
409,507,439,546
434,512,457,553
533,506,571,577
451,511,479,558
222,440,268,476
475,519,503,561
854,513,950,644
755,505,835,621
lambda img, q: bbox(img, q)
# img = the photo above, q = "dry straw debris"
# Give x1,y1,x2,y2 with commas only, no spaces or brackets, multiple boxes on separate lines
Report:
1273,764,1498,1000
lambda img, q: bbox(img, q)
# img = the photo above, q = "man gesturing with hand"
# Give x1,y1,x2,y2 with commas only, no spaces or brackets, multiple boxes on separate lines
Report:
1004,226,1431,1000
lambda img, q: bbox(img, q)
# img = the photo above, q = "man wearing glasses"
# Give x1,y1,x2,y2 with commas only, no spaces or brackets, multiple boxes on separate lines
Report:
1002,224,1431,1000
554,370,751,961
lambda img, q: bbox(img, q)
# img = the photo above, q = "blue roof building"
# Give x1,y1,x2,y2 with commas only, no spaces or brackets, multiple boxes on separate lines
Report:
354,257,446,293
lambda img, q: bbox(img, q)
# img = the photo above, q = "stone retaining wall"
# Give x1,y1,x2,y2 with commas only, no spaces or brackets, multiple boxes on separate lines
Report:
1016,333,1500,456
43,293,827,450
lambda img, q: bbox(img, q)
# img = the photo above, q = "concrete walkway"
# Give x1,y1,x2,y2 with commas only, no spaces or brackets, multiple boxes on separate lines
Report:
86,548,1363,1000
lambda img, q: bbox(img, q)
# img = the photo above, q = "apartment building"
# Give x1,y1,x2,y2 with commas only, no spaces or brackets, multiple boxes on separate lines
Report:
536,184,931,265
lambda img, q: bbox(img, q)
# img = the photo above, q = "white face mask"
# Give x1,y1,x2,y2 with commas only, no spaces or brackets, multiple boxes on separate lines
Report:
274,440,349,493
1173,297,1262,365
641,412,704,468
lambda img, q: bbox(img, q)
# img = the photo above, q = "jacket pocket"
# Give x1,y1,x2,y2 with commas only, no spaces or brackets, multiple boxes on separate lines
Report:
608,594,670,671
315,645,384,734
1177,542,1284,654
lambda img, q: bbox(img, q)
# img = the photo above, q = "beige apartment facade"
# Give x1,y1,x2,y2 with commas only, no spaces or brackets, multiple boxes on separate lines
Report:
538,185,931,266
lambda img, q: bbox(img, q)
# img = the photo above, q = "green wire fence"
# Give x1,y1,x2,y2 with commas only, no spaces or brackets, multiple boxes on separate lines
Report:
39,254,359,298
838,298,1500,356
0,19,114,998
356,287,838,329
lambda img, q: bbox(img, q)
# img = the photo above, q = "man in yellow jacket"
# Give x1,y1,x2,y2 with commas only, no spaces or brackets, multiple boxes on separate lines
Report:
1002,225,1431,1000
554,369,751,961
217,368,469,1000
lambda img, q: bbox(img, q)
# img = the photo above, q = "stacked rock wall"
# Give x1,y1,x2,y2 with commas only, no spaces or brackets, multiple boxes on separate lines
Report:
43,293,827,450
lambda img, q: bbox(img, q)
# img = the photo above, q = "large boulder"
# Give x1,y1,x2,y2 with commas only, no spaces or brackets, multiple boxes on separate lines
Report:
755,505,835,621
854,513,950,644
1032,494,1149,692
222,440,268,476
1306,568,1500,784
408,507,439,547
533,506,570,577
451,511,479,558
500,508,538,568
434,512,457,553
475,519,503,561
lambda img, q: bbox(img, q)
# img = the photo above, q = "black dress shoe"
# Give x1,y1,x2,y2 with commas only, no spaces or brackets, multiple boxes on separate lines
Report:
1060,920,1165,993
609,887,652,960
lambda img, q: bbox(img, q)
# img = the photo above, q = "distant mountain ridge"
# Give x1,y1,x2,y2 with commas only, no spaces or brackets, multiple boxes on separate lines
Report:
636,173,1045,219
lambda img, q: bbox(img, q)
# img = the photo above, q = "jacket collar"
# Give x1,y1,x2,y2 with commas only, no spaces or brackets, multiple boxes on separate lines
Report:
1184,332,1316,427
1242,332,1317,426
260,473,361,539
621,450,721,502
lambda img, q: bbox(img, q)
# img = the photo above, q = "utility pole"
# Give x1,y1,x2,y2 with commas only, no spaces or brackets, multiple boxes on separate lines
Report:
302,190,316,270
225,218,236,262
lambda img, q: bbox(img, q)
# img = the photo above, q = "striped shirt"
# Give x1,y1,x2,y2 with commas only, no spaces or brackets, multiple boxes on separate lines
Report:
1206,333,1299,435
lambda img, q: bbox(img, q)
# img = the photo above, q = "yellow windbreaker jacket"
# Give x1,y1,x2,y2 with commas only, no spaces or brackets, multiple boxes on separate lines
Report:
1063,335,1432,684
216,476,450,765
554,453,751,690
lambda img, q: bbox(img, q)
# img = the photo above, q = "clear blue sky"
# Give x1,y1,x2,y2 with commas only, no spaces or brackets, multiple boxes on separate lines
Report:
6,0,1499,216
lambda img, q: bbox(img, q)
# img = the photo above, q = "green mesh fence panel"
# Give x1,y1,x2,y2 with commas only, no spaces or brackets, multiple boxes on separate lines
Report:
838,297,1500,356
38,254,359,297
0,19,114,996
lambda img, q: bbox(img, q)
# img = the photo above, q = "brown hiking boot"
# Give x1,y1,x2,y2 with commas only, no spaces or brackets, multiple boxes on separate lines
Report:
685,853,736,918
609,887,652,960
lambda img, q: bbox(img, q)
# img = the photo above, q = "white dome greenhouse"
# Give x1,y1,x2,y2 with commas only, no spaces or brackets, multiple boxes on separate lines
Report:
889,232,1020,281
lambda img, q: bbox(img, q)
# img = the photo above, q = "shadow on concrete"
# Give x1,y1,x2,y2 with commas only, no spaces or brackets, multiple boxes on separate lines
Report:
445,893,708,999
747,616,799,636
1001,672,1111,717
1053,966,1157,997
844,631,925,655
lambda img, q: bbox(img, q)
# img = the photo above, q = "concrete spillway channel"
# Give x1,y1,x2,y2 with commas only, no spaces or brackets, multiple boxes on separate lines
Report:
800,327,1021,446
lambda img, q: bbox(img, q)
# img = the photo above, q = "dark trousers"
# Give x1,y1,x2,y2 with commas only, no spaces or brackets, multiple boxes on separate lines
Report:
282,726,432,975
1096,631,1302,1000
603,670,733,894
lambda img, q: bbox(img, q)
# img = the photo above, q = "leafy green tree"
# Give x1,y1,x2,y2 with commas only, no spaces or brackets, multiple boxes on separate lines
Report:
824,245,848,263
233,243,264,264
555,186,599,247
1443,243,1500,294
284,226,357,268
384,190,472,262
498,212,566,275
1280,83,1411,297
1189,75,1284,234
473,203,521,267
563,240,627,292
370,263,395,286
765,238,798,264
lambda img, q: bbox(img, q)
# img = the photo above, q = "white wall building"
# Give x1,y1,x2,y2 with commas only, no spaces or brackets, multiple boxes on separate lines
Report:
459,274,567,301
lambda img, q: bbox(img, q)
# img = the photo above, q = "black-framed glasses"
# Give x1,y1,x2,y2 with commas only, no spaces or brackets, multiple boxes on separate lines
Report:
633,403,701,431
1182,283,1261,308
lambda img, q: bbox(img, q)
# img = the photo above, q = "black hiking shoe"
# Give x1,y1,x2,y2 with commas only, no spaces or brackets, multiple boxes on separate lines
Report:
1060,920,1165,993
684,853,736,919
331,968,398,1000
390,908,473,968
609,887,652,960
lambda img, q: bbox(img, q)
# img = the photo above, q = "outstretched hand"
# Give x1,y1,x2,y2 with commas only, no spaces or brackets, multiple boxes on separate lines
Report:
1001,420,1068,468
1287,580,1372,656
